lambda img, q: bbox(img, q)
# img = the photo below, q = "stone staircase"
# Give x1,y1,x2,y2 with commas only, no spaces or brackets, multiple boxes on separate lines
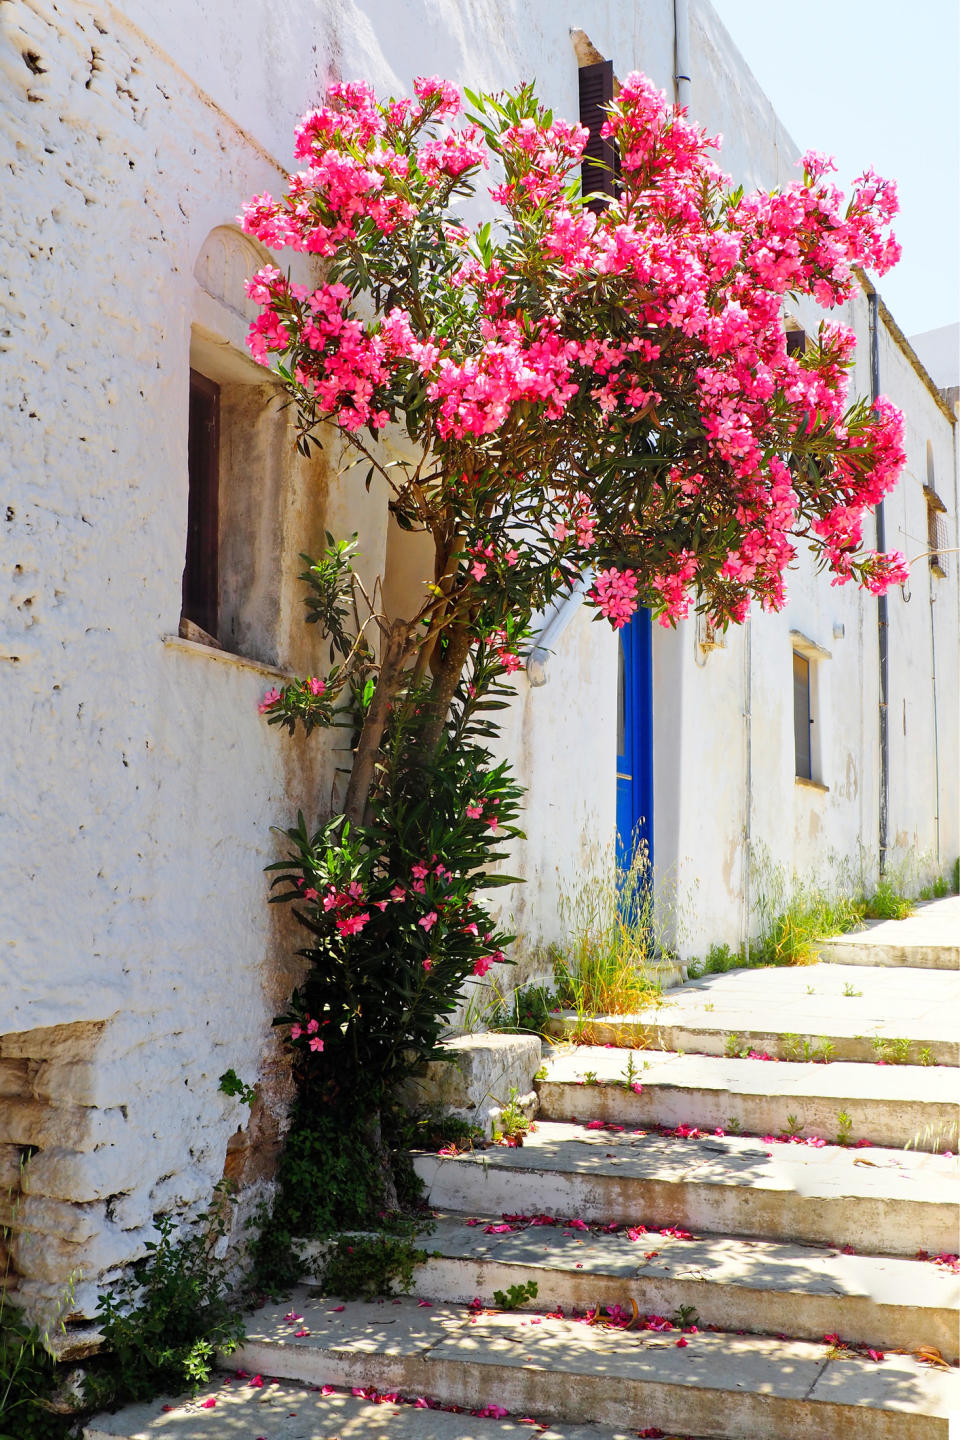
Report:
87,904,960,1439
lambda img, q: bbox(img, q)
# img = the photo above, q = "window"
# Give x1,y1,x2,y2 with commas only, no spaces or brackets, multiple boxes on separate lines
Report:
793,650,812,780
578,59,617,209
785,326,807,358
789,630,831,789
181,370,220,643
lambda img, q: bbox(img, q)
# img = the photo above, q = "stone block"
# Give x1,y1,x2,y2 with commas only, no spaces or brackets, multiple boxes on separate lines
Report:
396,1033,542,1137
12,1194,103,1243
0,1057,31,1097
21,1145,143,1203
0,1098,128,1151
0,1020,107,1063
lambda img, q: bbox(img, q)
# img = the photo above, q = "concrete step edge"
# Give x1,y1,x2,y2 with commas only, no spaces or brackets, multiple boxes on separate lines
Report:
412,1121,960,1256
296,1215,960,1359
221,1291,960,1440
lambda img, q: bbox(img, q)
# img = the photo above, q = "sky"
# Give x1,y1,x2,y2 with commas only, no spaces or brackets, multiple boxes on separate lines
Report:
711,0,960,338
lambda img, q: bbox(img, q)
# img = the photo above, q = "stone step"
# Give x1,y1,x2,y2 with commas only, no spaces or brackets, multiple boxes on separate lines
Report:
816,896,960,970
225,1292,959,1439
536,1047,960,1152
413,1121,960,1257
85,1377,647,1440
547,963,960,1066
296,1216,960,1361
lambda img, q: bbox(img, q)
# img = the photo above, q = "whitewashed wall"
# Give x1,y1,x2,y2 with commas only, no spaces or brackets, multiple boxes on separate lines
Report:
1,0,955,1318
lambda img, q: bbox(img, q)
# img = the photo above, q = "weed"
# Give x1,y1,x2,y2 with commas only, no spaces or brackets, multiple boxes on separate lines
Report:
320,1233,429,1300
89,1195,244,1406
620,1053,644,1091
836,1111,853,1146
581,1070,600,1086
492,1280,538,1310
725,1117,742,1135
919,1048,935,1067
534,1065,548,1082
218,1068,257,1106
750,842,866,965
905,1118,960,1155
806,985,816,995
872,1036,912,1065
490,985,557,1037
493,1087,531,1144
783,1034,834,1063
703,1001,715,1011
842,982,862,998
724,1033,744,1059
863,882,913,921
671,1303,699,1329
784,1114,803,1137
552,842,665,1016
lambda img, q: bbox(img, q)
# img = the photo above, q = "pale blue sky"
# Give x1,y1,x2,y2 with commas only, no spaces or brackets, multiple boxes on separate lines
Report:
712,0,959,337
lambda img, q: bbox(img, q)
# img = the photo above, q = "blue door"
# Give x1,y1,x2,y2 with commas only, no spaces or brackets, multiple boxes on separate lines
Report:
616,608,654,880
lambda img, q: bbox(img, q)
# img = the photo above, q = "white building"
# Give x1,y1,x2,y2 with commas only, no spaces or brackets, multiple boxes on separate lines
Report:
1,0,956,1324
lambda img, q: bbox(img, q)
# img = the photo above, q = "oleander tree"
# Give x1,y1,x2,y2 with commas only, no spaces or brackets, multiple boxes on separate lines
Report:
238,73,907,1201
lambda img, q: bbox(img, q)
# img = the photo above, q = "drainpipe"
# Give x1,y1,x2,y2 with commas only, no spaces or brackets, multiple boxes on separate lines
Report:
674,0,692,109
526,570,594,686
869,290,890,877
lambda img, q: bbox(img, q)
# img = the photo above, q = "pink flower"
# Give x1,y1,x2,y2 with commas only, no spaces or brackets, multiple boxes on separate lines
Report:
336,912,370,936
290,1023,303,1039
303,887,318,902
307,676,326,696
422,958,432,971
200,1397,217,1408
307,1018,320,1034
419,911,438,932
465,803,483,819
258,688,281,714
309,1036,324,1052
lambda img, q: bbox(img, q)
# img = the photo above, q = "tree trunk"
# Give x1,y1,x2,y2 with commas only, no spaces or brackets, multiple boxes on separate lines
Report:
342,621,410,828
419,623,473,754
363,1108,399,1212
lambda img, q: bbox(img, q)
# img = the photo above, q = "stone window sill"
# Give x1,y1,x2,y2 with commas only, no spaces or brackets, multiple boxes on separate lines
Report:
795,776,829,794
162,634,293,683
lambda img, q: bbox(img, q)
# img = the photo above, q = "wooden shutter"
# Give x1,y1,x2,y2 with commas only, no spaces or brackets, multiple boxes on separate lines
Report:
578,60,616,210
181,369,220,639
793,651,812,780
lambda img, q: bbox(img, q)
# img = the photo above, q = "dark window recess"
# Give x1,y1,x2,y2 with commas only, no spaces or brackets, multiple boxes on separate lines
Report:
578,59,617,210
181,370,220,639
793,651,812,780
785,328,807,358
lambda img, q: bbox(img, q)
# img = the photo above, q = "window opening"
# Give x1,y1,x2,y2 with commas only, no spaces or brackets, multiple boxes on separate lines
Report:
578,59,617,210
793,650,812,780
181,369,220,641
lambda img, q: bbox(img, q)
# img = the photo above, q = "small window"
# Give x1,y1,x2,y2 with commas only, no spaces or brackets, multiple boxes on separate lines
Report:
785,327,807,358
793,651,812,781
181,369,220,642
578,59,617,210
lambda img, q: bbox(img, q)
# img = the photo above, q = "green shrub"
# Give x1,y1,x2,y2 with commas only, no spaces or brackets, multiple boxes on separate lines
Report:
89,1201,244,1406
320,1233,428,1300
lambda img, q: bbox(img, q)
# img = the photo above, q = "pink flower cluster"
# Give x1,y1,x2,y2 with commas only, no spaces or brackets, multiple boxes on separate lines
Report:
320,880,370,936
591,568,639,629
289,1015,325,1052
240,70,907,626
